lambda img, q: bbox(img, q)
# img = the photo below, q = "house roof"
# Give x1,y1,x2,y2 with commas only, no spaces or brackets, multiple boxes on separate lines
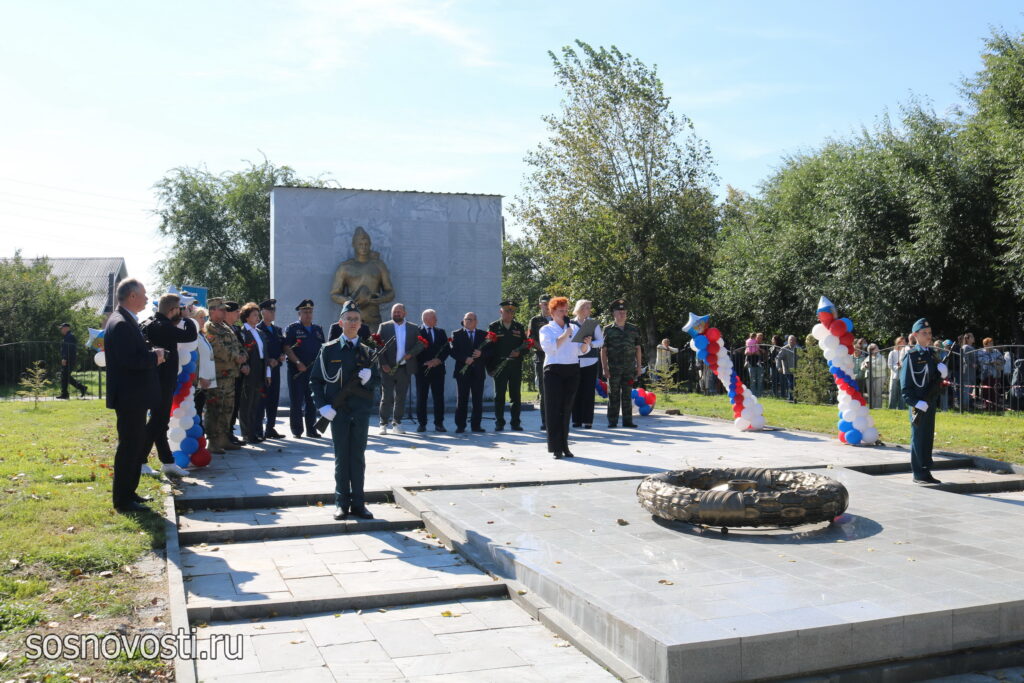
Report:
10,257,129,314
272,185,503,198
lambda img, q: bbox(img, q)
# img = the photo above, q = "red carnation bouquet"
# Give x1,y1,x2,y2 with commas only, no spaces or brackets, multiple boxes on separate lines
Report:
388,335,429,376
492,337,534,379
422,335,450,376
460,331,499,376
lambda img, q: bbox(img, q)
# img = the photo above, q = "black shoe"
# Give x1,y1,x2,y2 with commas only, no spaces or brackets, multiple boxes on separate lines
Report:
456,427,466,434
583,424,592,429
229,437,243,445
435,425,447,433
563,449,575,458
623,422,639,428
133,494,152,503
540,425,547,431
552,452,564,459
265,429,284,439
350,506,374,519
416,424,427,433
79,386,87,397
333,506,348,520
572,423,581,428
608,423,618,429
292,433,304,438
511,425,524,431
926,475,942,484
57,395,69,400
115,501,149,513
494,424,504,432
471,426,486,433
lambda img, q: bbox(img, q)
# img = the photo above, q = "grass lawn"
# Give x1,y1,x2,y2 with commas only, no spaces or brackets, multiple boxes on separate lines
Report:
522,388,1024,464
0,400,169,681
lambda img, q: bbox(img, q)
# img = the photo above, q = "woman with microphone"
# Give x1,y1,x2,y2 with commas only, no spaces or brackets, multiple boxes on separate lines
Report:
539,296,592,459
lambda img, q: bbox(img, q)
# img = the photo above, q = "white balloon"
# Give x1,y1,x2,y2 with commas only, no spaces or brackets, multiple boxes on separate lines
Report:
751,402,764,415
852,415,870,432
861,427,879,443
180,340,198,354
822,335,840,351
168,427,186,442
812,323,829,341
750,415,766,430
689,339,698,352
734,417,751,430
94,351,106,367
717,347,730,358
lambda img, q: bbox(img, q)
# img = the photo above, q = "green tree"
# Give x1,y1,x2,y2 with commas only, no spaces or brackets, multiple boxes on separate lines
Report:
0,253,99,346
512,41,718,357
794,335,835,405
153,158,327,304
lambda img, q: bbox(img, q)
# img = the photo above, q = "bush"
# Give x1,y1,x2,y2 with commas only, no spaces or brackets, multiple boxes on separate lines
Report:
794,334,836,405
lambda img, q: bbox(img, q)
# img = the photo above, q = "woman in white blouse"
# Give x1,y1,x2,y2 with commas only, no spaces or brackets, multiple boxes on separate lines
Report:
539,296,592,459
191,307,217,429
570,299,604,429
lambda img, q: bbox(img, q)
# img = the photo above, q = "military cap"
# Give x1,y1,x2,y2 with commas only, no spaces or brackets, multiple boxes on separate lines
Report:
259,298,277,310
500,299,517,308
339,300,360,316
609,299,627,311
911,318,930,333
207,297,226,310
538,294,551,304
223,300,240,312
295,299,314,311
58,322,70,329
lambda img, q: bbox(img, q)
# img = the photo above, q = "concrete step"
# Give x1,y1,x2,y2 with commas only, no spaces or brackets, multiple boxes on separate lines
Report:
873,467,1024,493
848,454,974,475
181,528,504,623
178,502,422,544
174,488,393,511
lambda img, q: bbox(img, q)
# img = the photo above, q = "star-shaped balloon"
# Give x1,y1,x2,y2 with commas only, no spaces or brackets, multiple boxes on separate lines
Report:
682,312,710,336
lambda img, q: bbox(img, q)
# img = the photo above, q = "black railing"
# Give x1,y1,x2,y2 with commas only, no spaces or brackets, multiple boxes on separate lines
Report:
0,341,105,401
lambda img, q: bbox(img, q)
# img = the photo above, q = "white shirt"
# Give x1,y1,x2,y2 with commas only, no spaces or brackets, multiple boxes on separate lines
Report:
244,322,272,377
540,319,586,366
572,317,604,368
195,331,217,389
394,321,406,358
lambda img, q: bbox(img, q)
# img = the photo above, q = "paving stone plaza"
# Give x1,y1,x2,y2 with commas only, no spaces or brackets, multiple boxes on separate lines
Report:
168,407,1024,682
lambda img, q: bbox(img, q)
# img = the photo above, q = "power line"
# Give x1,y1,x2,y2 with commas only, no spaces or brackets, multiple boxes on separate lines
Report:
0,190,150,217
0,197,151,222
0,211,155,235
0,177,154,205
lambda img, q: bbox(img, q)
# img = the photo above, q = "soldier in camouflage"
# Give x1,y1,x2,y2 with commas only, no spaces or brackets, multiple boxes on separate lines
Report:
600,299,642,428
204,298,246,453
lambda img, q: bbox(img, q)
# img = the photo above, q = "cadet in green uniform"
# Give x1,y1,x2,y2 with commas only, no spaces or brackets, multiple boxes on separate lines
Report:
601,299,642,428
529,295,551,430
204,298,245,453
899,318,949,484
310,301,380,521
487,300,527,431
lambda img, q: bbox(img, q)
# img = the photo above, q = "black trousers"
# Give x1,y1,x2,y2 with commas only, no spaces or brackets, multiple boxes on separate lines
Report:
142,380,175,465
493,362,522,427
287,365,318,436
572,363,599,426
331,411,370,509
195,388,207,428
113,404,147,507
239,370,265,441
535,356,546,428
416,367,446,427
455,370,485,429
263,365,281,432
544,363,579,453
60,365,86,396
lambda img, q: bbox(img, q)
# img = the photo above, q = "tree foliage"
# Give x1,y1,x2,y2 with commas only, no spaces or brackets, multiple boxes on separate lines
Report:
153,159,327,304
510,41,718,354
0,253,99,346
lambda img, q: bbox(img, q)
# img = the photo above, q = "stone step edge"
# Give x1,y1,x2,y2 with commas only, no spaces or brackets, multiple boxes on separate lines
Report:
186,581,507,624
847,456,975,475
391,485,644,683
178,515,423,545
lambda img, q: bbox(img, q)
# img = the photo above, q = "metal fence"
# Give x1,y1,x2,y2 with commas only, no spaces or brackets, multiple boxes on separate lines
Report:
0,341,105,401
650,343,1024,416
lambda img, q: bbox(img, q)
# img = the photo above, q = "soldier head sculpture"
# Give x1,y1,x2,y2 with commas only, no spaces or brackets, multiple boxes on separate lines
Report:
330,226,395,331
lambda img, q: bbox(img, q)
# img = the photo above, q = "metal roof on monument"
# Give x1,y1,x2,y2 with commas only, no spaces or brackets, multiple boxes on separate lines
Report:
271,185,503,198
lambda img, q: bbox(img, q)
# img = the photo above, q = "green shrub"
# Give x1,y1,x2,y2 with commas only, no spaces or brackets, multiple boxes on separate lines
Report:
794,334,836,405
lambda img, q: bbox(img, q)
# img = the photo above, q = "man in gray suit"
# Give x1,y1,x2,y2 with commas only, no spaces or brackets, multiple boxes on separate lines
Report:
376,303,421,435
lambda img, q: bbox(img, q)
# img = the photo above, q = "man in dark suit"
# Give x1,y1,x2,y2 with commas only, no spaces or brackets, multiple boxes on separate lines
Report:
140,293,198,477
451,312,488,433
415,308,449,432
256,299,287,439
103,278,165,513
57,322,87,399
376,303,422,435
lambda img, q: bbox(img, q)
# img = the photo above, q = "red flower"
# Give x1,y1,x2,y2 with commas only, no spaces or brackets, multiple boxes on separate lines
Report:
447,337,454,344
417,335,429,346
626,379,635,386
485,331,499,344
371,333,384,347
524,338,535,349
293,338,303,348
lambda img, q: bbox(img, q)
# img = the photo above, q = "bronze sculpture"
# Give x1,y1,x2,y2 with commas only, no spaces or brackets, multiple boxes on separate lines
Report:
330,226,395,331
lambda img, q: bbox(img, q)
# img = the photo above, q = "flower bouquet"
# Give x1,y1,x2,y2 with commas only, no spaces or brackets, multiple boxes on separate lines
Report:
459,331,498,376
388,335,429,376
492,337,534,379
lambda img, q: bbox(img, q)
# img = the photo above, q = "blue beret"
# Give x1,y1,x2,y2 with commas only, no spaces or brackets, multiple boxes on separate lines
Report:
911,318,930,333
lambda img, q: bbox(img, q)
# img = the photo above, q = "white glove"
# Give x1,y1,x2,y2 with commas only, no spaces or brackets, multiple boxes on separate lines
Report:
358,368,372,385
937,362,948,379
318,405,337,421
914,400,929,412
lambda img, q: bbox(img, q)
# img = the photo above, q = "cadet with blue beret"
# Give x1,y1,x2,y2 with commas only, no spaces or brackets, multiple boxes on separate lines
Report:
900,318,949,484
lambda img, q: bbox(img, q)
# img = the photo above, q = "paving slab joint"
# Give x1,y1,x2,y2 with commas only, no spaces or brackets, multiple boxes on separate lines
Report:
177,516,423,545
162,494,197,683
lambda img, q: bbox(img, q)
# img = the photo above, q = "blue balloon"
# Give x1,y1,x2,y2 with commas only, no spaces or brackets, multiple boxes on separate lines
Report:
728,389,736,399
186,424,203,438
845,428,863,445
180,437,199,454
696,349,708,361
841,317,854,333
631,388,639,398
173,451,192,468
638,403,654,416
183,360,196,375
693,335,709,350
191,350,199,362
838,420,853,432
193,415,202,425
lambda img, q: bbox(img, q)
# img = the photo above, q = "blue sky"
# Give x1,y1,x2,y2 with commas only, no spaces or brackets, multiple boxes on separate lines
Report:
1,1,1021,284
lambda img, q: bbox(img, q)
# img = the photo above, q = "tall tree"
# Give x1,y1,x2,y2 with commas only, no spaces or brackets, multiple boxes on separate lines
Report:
512,41,718,354
153,159,326,304
0,252,98,346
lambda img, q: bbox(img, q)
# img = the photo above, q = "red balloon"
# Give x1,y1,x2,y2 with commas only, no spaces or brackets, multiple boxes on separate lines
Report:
829,320,846,337
645,393,656,405
707,341,720,355
190,449,212,467
197,436,207,449
637,388,647,397
838,431,847,444
705,327,721,342
818,312,834,327
840,332,854,347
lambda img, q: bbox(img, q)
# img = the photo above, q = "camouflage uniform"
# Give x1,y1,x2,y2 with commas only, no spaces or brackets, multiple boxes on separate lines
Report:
205,318,243,449
603,319,642,427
